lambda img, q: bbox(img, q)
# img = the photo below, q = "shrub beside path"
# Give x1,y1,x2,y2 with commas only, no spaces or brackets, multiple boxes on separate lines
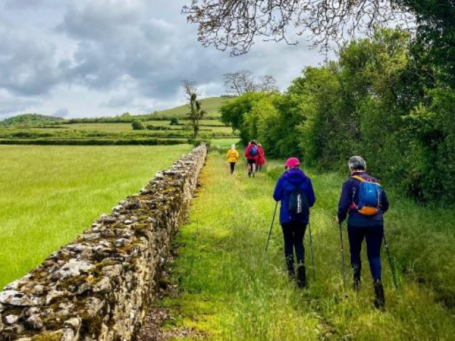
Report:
149,150,455,340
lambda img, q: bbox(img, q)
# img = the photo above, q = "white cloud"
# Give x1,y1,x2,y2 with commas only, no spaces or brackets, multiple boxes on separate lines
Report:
0,90,40,116
0,0,325,118
53,108,69,118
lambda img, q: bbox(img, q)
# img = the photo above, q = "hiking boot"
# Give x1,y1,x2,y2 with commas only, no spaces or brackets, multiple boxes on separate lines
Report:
373,280,385,309
297,266,307,288
353,277,361,291
288,269,295,280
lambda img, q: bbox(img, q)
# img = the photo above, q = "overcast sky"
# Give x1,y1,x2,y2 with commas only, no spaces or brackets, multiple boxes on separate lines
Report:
0,0,325,119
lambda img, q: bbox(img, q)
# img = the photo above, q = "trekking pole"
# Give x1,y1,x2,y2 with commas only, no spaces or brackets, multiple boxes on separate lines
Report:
308,222,316,279
383,233,399,290
338,223,347,293
265,201,279,251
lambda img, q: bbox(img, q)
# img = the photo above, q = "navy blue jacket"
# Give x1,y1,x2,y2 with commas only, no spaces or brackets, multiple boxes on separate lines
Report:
337,172,389,226
273,168,316,225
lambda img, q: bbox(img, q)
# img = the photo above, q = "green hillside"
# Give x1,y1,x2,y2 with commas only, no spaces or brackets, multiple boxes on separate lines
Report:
155,96,231,118
1,97,231,128
62,96,231,124
0,114,64,127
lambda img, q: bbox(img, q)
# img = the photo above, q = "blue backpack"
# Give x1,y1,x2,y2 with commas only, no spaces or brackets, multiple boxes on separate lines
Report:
352,175,383,216
250,145,258,156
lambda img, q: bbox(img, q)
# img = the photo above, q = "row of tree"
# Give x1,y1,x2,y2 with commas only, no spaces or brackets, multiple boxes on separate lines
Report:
220,29,455,204
181,72,278,139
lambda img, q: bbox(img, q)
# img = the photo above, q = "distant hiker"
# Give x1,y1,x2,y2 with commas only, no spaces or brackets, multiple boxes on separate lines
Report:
273,157,316,288
245,140,259,177
257,144,266,172
226,144,240,174
336,156,389,308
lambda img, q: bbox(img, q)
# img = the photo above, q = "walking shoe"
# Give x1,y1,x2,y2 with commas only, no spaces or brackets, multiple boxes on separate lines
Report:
373,280,385,309
297,266,307,288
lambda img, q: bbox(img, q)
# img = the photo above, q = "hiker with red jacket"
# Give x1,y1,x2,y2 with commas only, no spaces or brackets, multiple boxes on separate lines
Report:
336,156,389,308
257,144,266,171
245,140,259,177
273,157,316,288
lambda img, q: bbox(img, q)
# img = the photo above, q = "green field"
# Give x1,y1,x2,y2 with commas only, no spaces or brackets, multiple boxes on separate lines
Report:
157,151,455,340
0,144,191,289
0,97,236,146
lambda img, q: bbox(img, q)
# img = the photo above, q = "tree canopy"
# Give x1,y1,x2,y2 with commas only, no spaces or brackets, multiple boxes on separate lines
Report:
183,0,455,85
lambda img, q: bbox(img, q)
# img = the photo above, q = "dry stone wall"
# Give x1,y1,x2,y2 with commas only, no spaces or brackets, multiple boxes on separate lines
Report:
0,145,207,341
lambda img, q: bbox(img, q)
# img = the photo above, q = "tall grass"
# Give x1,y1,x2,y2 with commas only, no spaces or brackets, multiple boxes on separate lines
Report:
0,145,191,289
162,152,455,340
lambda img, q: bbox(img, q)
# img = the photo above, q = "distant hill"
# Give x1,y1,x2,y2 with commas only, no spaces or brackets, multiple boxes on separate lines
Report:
0,114,64,127
155,97,231,118
1,97,232,127
65,97,231,124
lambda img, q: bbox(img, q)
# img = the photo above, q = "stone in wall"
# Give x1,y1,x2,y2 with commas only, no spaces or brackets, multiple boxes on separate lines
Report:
0,145,207,341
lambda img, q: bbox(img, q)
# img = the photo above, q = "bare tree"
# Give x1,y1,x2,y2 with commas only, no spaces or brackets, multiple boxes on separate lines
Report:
182,80,206,139
182,80,200,100
257,75,279,93
223,71,279,95
182,0,412,55
223,71,256,96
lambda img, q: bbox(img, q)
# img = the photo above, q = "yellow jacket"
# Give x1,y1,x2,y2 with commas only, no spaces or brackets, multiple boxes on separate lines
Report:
227,149,239,163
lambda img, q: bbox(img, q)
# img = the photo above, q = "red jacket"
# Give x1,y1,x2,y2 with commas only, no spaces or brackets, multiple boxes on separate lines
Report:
257,146,266,165
245,143,258,160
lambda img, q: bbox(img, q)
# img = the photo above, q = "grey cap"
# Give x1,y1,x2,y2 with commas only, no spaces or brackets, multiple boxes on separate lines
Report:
348,156,366,170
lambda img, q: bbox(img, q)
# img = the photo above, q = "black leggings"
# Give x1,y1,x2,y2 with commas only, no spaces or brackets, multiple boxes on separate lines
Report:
282,221,307,272
229,162,236,174
348,224,384,281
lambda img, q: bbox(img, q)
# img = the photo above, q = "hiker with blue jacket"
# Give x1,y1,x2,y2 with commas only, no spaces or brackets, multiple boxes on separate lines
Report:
336,156,389,308
273,157,316,288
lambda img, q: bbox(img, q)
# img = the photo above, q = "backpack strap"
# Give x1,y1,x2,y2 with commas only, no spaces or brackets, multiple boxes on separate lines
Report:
351,175,382,186
351,175,365,183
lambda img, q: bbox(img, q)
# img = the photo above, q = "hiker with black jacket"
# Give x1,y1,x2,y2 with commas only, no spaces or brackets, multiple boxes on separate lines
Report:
336,156,389,308
273,157,316,288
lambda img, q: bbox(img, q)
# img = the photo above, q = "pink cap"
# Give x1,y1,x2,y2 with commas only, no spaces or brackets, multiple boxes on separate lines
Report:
285,157,300,168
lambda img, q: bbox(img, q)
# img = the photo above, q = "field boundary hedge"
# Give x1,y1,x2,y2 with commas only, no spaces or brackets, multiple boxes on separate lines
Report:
0,138,187,146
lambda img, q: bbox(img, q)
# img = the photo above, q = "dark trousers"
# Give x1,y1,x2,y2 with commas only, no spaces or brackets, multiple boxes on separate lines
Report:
347,224,384,282
282,221,307,274
229,162,236,174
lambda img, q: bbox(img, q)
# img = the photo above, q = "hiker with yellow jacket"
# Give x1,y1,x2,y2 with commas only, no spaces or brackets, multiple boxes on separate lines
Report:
226,144,240,174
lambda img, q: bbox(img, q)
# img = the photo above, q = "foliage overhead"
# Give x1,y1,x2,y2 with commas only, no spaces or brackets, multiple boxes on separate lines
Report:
183,0,455,85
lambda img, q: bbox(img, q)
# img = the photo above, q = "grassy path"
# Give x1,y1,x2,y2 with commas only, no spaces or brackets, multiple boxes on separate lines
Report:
161,150,455,340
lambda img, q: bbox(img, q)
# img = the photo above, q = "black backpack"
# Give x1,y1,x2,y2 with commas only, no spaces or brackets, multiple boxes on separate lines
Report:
288,184,310,218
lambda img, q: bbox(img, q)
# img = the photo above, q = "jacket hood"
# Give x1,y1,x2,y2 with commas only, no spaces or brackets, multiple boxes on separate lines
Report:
283,168,307,185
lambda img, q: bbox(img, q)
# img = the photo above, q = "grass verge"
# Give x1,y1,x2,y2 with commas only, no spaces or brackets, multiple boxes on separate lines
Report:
160,151,455,340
